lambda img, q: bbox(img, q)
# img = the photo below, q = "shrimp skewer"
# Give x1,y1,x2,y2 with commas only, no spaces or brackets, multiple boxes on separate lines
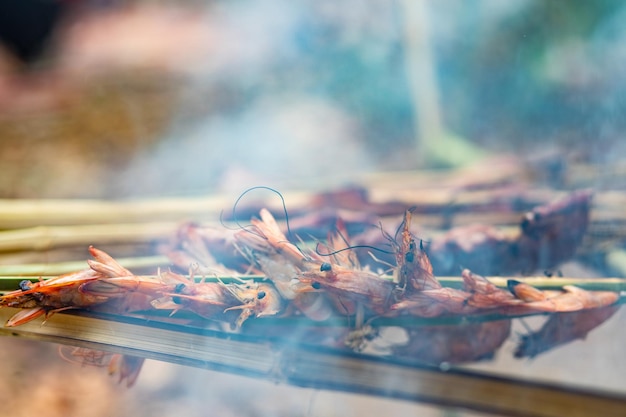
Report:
388,208,618,318
390,287,475,317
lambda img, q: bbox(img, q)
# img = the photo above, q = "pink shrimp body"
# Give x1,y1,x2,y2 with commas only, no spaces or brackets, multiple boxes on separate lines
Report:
300,263,395,315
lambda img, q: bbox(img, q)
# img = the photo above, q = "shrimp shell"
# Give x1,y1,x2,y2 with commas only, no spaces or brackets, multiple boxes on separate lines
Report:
300,264,395,315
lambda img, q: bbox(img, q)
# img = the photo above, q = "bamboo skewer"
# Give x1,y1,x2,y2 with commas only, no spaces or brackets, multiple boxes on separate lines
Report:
0,308,624,417
0,196,231,229
1,274,624,290
0,168,527,228
0,222,178,252
0,214,619,258
0,187,594,230
0,272,626,292
0,189,623,256
0,255,170,277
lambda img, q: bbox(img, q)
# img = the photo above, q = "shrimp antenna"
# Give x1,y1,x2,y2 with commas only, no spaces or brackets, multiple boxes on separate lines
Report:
230,186,295,238
219,209,254,232
376,223,397,249
315,242,394,257
333,222,352,247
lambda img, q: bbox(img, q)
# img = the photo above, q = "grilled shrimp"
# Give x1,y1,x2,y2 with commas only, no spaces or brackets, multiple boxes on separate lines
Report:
299,262,395,315
0,268,107,326
167,222,245,274
506,280,619,313
224,281,282,328
151,271,281,328
235,208,334,320
391,210,440,293
461,269,519,308
0,246,172,326
150,270,238,319
390,287,475,317
235,209,304,264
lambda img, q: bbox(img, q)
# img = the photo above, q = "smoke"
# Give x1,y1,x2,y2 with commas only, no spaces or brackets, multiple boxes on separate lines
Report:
114,94,373,196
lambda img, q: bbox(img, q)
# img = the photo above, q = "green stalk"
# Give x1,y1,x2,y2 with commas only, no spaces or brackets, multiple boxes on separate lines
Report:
1,273,625,291
0,255,170,280
0,222,178,252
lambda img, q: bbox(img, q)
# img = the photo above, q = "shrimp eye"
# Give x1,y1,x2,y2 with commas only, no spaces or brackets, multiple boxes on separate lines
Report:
312,282,321,290
404,251,414,263
174,283,186,293
320,262,332,272
257,291,266,300
507,279,522,294
172,296,182,304
19,280,32,291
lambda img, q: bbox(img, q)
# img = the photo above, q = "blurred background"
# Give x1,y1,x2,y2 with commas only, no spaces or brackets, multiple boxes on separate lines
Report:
0,0,625,416
1,0,624,198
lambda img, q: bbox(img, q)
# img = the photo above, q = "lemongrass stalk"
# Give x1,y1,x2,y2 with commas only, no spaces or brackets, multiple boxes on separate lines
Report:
0,211,615,259
0,187,592,230
0,273,623,289
440,276,626,292
0,222,179,252
1,274,624,292
0,244,156,264
0,196,229,229
0,191,318,229
0,255,170,277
